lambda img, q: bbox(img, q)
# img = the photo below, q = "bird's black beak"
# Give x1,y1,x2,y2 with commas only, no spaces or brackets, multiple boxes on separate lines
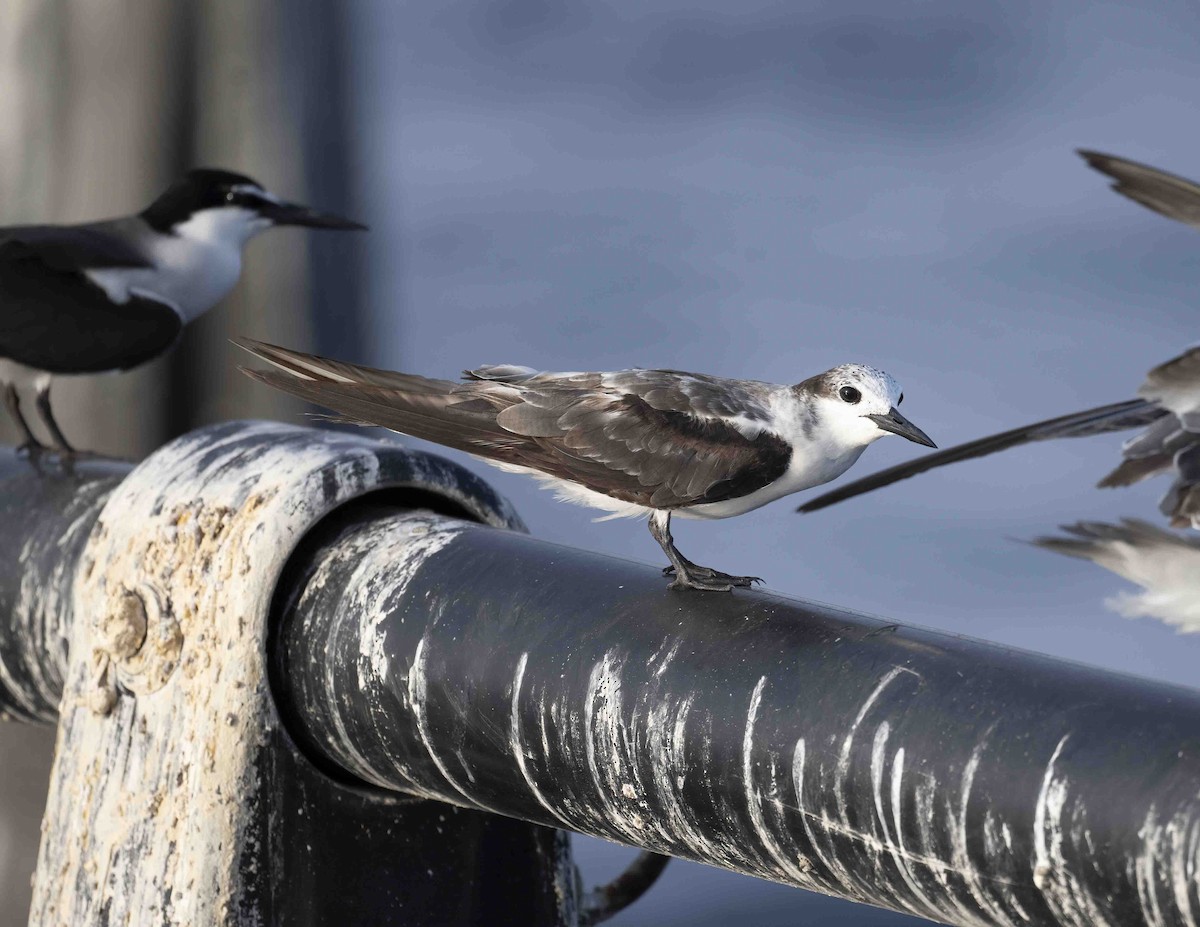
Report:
261,201,366,231
868,408,937,448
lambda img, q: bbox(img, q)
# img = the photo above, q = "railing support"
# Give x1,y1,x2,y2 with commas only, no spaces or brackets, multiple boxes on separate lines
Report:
21,422,577,927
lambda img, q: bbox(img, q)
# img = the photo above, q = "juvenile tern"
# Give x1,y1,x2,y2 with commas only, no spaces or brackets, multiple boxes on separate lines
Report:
237,340,935,591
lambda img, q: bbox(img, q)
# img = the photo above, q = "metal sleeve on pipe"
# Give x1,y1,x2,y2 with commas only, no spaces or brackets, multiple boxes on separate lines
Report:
277,508,1200,927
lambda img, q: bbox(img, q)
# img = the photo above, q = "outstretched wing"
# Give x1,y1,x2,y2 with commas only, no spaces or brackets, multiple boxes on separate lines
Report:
237,340,791,510
0,231,180,373
1078,150,1200,230
1033,519,1200,633
798,399,1164,514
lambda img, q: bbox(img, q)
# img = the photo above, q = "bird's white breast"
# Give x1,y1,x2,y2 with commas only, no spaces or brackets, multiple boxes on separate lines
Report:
85,209,262,322
683,388,866,519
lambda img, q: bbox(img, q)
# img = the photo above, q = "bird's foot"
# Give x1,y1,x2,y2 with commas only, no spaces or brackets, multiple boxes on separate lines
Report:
15,440,45,457
14,441,86,474
662,564,763,591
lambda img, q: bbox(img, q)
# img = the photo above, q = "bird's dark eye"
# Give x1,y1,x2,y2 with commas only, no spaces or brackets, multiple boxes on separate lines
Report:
839,386,861,404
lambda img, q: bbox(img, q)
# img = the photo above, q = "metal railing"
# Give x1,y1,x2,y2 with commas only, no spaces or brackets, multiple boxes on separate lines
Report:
2,421,1198,926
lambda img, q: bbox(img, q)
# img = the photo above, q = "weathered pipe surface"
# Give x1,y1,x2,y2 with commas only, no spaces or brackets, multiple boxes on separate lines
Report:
26,423,578,927
0,450,131,721
277,510,1200,927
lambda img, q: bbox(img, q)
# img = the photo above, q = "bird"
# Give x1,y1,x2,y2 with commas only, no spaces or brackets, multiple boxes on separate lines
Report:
800,149,1200,527
235,339,936,591
1033,520,1200,634
0,168,365,452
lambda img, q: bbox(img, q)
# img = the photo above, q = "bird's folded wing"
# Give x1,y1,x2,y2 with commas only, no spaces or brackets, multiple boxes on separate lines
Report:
0,224,154,272
0,238,181,373
1079,150,1200,229
238,341,791,510
797,398,1164,513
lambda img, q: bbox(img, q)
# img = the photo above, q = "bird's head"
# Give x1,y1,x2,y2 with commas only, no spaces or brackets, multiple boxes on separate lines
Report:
799,363,936,449
141,168,366,244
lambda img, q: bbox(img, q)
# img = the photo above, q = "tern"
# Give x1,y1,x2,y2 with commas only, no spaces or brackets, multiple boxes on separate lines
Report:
801,149,1200,527
0,168,365,452
237,340,936,591
1033,520,1200,634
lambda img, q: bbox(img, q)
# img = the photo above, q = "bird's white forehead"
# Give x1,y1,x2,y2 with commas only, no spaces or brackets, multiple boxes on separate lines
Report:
229,182,281,204
823,363,902,401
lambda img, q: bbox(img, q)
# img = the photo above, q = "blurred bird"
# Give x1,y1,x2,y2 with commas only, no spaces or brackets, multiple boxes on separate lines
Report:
801,150,1200,529
1033,520,1200,633
237,339,935,591
0,169,365,452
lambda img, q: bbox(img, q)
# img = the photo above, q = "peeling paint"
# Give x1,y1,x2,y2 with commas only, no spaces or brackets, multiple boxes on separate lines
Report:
27,423,538,925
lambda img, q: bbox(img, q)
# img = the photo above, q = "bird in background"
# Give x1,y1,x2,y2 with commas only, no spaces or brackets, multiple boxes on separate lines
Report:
1033,520,1200,634
237,339,935,591
800,150,1200,532
0,168,365,453
799,149,1200,632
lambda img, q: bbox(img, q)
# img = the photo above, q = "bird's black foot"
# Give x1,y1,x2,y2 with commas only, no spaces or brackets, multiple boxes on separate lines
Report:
662,563,763,591
14,441,58,475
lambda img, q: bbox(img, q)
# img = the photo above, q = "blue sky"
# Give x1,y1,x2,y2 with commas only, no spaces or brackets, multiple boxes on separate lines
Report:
346,2,1200,922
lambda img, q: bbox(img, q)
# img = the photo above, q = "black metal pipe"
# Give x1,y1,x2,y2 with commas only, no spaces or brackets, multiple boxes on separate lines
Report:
0,451,131,721
276,508,1200,927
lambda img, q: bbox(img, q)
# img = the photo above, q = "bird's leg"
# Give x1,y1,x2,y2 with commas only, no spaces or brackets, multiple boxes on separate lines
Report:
3,383,42,450
648,511,762,592
34,382,74,454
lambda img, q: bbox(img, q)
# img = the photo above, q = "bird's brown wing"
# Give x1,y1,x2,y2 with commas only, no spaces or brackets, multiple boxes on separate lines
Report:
237,340,791,510
1079,150,1200,229
798,399,1164,514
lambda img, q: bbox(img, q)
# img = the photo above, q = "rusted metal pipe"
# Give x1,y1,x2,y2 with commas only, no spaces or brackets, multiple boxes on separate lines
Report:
276,508,1200,927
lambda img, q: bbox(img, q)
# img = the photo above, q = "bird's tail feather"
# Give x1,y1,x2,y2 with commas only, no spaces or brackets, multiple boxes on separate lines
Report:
233,337,454,393
236,340,535,464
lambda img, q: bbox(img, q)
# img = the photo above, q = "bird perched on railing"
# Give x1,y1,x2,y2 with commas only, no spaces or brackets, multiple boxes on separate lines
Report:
0,169,365,452
237,339,935,591
800,151,1200,531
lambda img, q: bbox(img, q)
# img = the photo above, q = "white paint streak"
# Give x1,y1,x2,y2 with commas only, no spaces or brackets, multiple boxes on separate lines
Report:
582,651,649,842
408,635,497,811
510,652,571,826
742,677,818,886
885,747,947,922
1135,800,1200,927
1033,734,1120,927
